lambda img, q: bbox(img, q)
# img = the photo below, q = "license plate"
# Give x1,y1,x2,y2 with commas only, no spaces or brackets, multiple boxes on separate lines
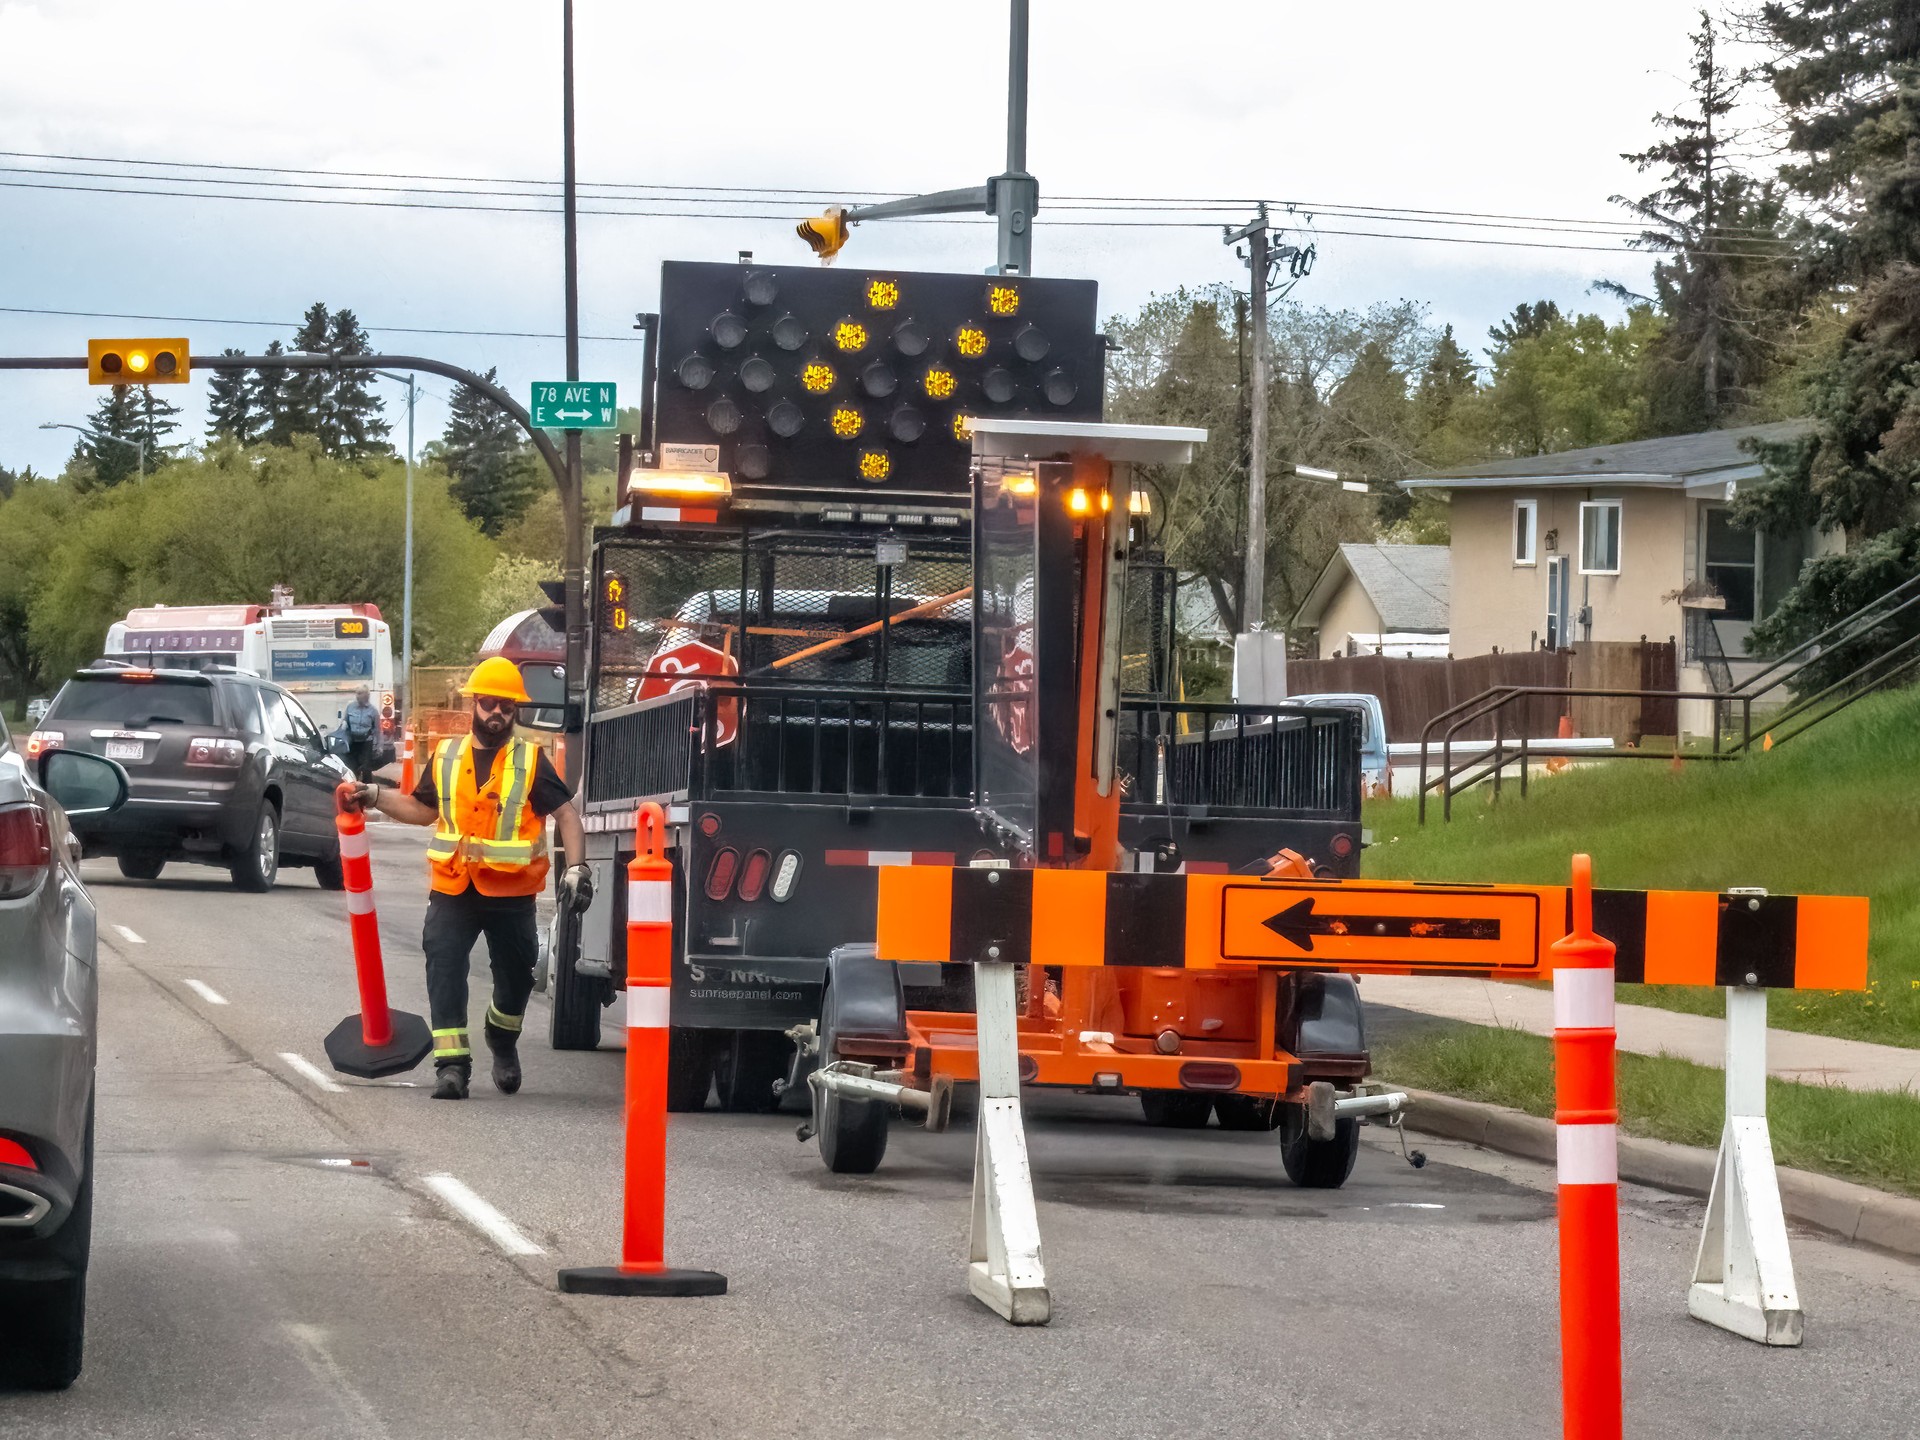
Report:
105,740,144,760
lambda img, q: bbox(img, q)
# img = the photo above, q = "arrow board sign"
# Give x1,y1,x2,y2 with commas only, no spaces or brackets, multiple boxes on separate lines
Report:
1217,882,1542,973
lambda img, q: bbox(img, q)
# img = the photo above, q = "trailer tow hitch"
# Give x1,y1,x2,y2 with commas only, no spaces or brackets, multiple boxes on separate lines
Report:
1323,1084,1426,1169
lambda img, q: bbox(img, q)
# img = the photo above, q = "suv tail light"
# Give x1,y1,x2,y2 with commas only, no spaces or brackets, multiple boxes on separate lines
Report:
23,731,62,759
0,1137,35,1171
186,737,246,768
0,805,52,898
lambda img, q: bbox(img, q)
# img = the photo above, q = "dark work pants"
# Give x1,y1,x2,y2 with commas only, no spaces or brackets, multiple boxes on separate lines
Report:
347,739,375,783
423,888,539,1070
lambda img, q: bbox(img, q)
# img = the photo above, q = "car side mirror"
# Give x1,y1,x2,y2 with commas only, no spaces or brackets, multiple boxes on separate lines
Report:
325,733,350,757
38,749,130,817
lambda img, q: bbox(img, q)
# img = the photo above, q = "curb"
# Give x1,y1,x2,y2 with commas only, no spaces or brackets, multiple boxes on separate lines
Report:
1397,1087,1920,1260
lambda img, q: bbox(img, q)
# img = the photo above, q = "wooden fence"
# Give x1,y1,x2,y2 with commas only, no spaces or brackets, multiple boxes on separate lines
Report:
1288,639,1678,744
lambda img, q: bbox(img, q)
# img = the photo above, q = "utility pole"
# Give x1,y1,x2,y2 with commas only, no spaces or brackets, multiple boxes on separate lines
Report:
997,0,1037,275
399,376,417,712
559,0,586,780
1225,206,1271,628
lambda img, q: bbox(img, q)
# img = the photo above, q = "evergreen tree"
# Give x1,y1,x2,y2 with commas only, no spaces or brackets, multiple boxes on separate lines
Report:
1742,4,1920,662
1414,325,1477,433
71,386,146,491
255,340,292,445
279,303,333,443
132,384,182,458
206,347,257,442
1604,12,1792,429
441,367,541,536
322,308,390,457
1487,301,1563,349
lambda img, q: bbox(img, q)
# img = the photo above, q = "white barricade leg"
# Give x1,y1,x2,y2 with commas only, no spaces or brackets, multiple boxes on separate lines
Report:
1688,983,1803,1346
967,960,1050,1325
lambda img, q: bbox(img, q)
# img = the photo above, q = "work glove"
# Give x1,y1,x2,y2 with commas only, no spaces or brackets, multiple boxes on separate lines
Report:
560,863,594,914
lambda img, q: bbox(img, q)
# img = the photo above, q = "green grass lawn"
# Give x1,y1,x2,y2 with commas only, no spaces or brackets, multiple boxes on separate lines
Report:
1377,1021,1920,1197
1362,685,1920,1048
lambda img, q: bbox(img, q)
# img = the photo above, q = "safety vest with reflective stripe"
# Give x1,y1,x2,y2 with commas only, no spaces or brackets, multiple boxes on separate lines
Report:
425,736,550,897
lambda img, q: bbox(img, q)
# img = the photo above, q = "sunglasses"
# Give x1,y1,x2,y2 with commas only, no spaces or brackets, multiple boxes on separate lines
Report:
472,696,518,715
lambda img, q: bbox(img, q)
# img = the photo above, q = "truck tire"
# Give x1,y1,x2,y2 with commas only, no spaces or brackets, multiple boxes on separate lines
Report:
666,1028,714,1112
312,846,345,891
1214,1095,1283,1131
716,1030,789,1114
1278,1105,1360,1189
0,1100,91,1390
229,803,279,893
117,852,165,881
814,945,906,1176
1139,1091,1213,1128
547,905,605,1051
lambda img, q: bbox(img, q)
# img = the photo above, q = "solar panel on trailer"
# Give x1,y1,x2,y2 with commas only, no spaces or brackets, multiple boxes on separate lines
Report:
655,261,1103,499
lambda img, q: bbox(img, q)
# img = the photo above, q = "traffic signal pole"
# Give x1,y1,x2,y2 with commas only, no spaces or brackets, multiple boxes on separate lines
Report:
560,0,587,782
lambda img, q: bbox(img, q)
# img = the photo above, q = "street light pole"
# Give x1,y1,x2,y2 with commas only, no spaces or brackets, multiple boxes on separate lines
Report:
375,371,418,715
559,0,586,782
37,421,143,481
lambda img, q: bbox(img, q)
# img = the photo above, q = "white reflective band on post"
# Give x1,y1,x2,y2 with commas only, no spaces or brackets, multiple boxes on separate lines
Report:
627,879,672,924
1553,967,1616,1030
337,829,370,860
1556,1122,1619,1186
346,888,377,915
626,985,671,1029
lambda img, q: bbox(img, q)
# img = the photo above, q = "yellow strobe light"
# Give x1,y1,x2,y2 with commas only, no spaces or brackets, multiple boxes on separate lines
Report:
830,407,864,438
800,362,836,393
866,279,900,310
987,284,1020,316
833,320,869,352
1068,487,1091,515
923,366,956,400
955,325,988,358
1004,473,1037,498
952,413,973,442
858,449,892,481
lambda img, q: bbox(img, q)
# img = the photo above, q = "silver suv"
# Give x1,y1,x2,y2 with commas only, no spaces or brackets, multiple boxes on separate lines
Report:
0,709,130,1389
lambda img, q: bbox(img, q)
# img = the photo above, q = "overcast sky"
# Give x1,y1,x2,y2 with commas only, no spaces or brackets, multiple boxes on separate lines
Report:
1,0,1751,476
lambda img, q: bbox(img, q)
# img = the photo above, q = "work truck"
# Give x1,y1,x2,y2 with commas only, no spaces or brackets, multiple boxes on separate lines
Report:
547,261,1369,1177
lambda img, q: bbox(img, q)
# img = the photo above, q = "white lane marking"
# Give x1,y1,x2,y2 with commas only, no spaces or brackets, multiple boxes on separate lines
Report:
283,1323,393,1440
114,924,145,944
183,978,229,1005
422,1173,545,1257
280,1051,347,1094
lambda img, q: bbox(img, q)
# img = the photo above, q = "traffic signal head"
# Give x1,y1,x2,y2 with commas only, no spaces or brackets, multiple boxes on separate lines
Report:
653,261,1103,506
795,207,851,262
89,338,189,386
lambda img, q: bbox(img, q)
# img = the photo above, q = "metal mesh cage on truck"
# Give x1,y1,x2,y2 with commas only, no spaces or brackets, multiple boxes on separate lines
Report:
1118,700,1361,818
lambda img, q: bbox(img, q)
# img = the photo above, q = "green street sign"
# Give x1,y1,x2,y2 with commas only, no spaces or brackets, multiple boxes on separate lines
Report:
531,380,617,429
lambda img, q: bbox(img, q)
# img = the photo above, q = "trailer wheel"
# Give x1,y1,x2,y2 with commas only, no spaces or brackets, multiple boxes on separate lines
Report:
547,905,605,1051
1213,1095,1283,1131
1139,1091,1214,1128
1278,1105,1360,1188
814,945,905,1176
666,1028,714,1112
716,1030,788,1114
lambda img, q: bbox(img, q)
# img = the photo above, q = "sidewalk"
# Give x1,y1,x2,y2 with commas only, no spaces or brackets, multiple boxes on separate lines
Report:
1361,975,1920,1094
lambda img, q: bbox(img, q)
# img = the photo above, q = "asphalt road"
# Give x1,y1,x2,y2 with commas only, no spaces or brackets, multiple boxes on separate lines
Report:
4,823,1919,1438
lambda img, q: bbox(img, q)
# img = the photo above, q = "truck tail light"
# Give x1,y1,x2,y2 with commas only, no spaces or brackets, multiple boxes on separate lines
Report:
737,848,771,901
769,849,802,902
1178,1062,1242,1091
186,737,246,768
0,805,52,898
704,847,740,901
23,731,62,759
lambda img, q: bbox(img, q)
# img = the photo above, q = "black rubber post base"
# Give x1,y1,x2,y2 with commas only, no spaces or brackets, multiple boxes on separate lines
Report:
556,1265,728,1297
323,1009,434,1079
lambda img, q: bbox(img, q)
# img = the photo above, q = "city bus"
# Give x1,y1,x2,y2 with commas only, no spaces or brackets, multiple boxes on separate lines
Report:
101,601,396,732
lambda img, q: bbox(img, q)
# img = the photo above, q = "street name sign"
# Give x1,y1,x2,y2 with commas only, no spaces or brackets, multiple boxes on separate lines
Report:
531,381,617,429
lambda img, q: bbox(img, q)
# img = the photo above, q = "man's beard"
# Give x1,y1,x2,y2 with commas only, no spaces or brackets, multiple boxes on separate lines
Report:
472,708,515,744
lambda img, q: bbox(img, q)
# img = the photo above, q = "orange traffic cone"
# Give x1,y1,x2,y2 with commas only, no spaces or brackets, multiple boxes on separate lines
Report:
1546,714,1573,776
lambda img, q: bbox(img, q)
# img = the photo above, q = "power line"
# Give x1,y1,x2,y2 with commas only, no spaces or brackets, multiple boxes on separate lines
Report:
0,304,643,343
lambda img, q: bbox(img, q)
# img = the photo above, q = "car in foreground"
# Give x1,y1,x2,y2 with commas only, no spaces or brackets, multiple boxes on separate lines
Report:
26,666,351,892
0,710,130,1389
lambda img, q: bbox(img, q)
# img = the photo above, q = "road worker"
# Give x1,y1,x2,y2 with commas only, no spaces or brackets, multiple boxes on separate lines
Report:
347,656,593,1100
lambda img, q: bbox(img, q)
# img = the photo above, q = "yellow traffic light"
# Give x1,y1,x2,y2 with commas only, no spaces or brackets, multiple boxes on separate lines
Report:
89,338,189,386
796,206,851,261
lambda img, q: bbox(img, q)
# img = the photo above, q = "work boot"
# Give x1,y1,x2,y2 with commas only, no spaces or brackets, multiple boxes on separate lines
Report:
485,1021,522,1095
431,1064,470,1101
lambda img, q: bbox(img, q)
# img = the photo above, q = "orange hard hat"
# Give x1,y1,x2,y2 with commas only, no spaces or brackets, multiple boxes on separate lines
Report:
461,656,532,704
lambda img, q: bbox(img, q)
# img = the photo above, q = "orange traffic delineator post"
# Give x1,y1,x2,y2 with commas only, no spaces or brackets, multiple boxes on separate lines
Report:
1552,853,1621,1440
557,801,726,1298
400,727,416,793
322,783,432,1078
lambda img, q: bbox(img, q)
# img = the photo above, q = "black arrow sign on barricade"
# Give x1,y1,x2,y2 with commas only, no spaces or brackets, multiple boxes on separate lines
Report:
1260,898,1504,953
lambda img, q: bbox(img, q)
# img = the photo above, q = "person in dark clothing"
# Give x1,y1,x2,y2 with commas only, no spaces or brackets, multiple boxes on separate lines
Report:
346,658,591,1100
341,686,381,783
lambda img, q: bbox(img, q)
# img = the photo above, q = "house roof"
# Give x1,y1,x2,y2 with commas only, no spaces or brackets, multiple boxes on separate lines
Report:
1290,543,1451,633
1400,420,1812,494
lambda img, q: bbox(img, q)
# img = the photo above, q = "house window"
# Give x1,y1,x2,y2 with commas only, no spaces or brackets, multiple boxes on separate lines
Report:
1579,500,1621,575
1513,499,1537,566
1703,507,1756,621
